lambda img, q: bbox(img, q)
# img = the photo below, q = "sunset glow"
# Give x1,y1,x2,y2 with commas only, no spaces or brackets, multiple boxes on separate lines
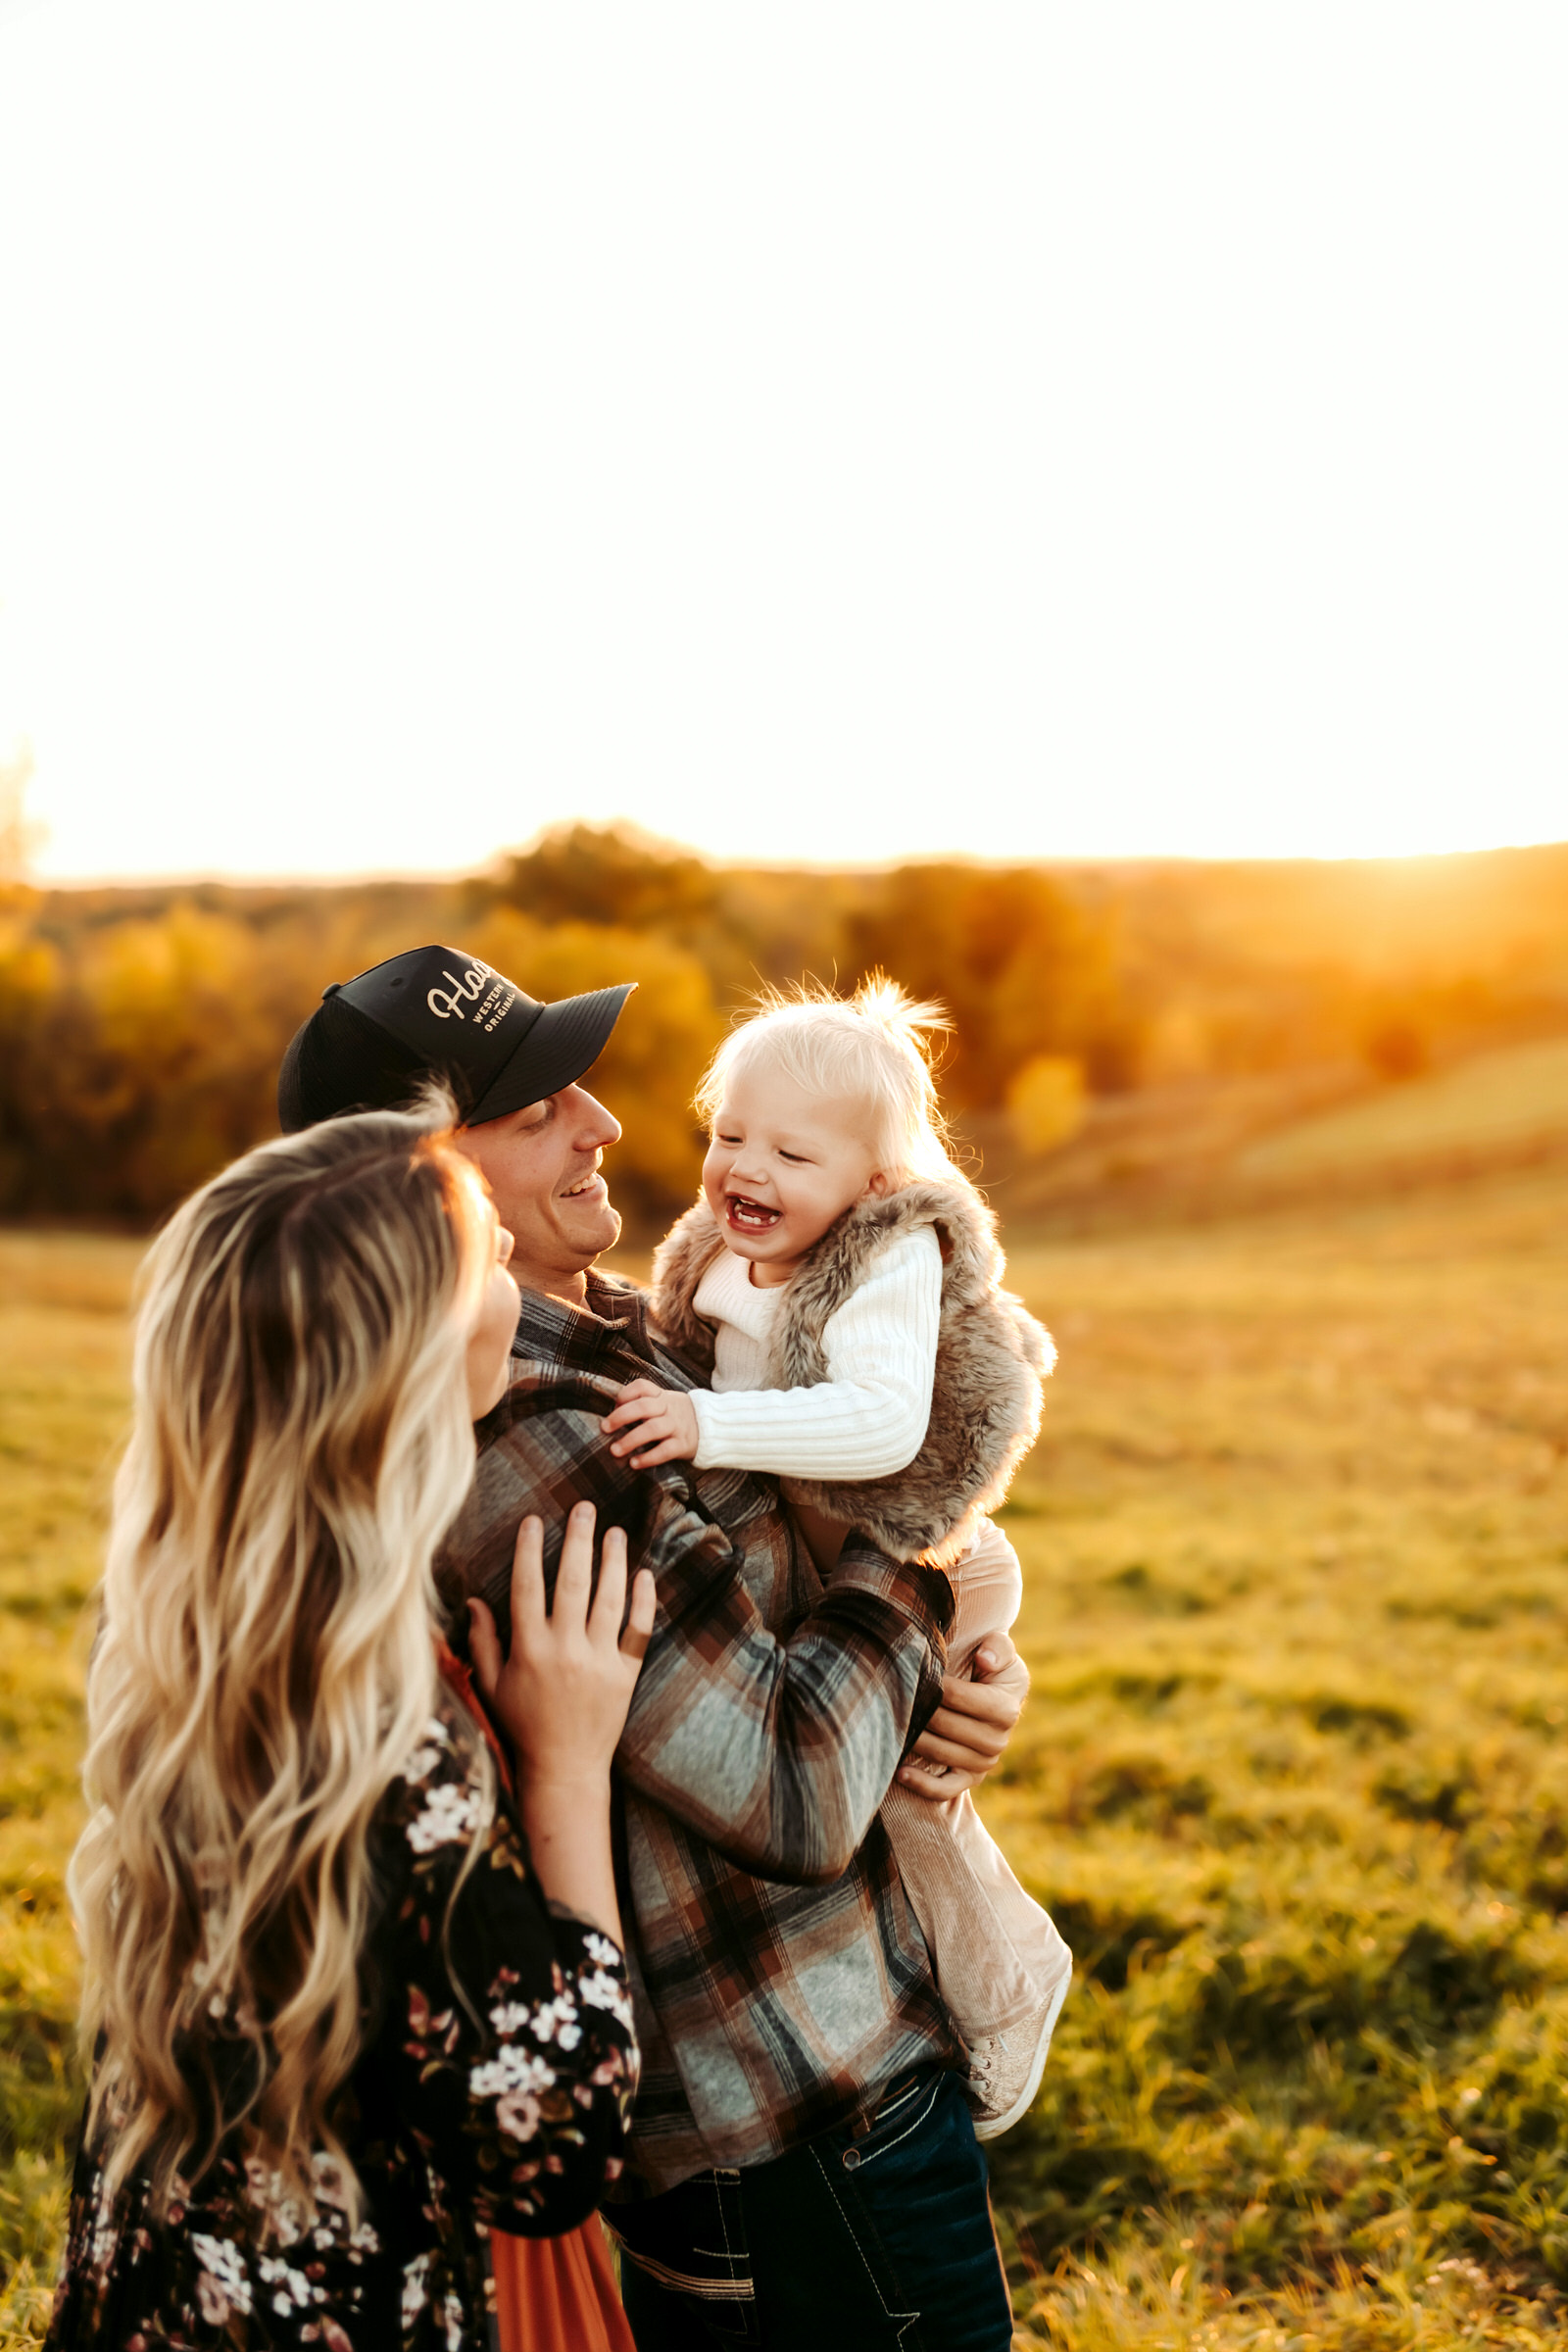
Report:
1,1,1564,881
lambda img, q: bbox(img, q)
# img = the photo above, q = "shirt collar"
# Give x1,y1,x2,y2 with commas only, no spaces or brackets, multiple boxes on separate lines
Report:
511,1264,653,1368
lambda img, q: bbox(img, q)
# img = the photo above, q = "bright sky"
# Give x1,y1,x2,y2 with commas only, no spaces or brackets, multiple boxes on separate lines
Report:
1,1,1564,882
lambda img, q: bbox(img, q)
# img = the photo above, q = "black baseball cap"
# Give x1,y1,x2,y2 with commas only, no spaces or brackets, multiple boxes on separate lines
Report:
277,945,634,1133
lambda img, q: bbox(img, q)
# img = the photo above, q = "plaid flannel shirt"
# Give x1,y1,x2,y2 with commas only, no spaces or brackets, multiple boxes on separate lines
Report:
436,1269,961,2194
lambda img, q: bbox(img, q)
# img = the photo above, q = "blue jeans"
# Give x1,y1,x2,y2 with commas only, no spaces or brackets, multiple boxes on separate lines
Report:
609,2068,1014,2351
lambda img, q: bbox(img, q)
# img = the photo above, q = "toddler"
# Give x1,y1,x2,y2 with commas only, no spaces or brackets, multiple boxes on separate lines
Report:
601,979,1071,2137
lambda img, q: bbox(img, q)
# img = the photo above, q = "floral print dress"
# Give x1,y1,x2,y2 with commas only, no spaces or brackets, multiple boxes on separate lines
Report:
46,1696,638,2350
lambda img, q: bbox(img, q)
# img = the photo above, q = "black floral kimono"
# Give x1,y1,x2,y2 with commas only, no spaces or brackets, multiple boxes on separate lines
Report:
46,1694,637,2350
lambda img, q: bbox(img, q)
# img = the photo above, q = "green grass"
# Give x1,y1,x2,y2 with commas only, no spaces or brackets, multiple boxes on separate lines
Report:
989,1165,1568,2345
1235,1037,1568,1186
0,1234,141,2345
5,1178,1568,2347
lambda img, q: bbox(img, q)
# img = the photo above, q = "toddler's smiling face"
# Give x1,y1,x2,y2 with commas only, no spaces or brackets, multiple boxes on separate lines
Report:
702,1066,892,1287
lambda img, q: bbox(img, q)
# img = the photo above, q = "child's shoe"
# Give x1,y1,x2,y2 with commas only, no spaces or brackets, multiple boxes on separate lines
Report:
965,1954,1072,2141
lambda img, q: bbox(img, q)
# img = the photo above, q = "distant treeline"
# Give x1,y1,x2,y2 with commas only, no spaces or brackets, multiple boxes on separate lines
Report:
3,825,1567,1226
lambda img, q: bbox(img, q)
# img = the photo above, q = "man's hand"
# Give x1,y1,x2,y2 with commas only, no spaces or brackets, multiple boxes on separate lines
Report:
896,1631,1030,1800
602,1378,701,1469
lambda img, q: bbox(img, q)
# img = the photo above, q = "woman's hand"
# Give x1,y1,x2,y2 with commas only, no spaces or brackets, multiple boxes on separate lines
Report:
896,1631,1030,1800
467,1503,656,1943
468,1502,657,1792
601,1378,701,1468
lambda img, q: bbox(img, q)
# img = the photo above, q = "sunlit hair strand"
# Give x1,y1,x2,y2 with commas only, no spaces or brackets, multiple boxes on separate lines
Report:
70,1091,496,2223
694,975,957,1185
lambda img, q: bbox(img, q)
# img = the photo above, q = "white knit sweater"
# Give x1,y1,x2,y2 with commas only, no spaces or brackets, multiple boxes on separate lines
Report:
687,1224,942,1480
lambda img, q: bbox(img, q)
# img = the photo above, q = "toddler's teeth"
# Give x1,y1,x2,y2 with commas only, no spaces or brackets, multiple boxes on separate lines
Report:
726,1193,783,1231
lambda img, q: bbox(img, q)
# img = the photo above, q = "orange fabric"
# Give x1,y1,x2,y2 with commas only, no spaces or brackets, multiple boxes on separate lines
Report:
431,1640,634,2352
433,1635,514,1793
490,2218,635,2352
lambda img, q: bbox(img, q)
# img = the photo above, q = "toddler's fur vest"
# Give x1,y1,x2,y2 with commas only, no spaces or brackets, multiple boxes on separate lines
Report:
650,1176,1054,1570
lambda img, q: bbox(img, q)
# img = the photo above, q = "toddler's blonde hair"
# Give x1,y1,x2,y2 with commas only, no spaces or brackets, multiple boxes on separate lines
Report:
695,976,957,1185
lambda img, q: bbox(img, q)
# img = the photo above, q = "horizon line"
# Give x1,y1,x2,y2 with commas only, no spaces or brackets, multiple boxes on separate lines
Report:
23,832,1568,894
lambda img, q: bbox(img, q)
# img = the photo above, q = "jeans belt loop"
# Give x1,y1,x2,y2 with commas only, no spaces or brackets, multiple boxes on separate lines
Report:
848,2067,923,2143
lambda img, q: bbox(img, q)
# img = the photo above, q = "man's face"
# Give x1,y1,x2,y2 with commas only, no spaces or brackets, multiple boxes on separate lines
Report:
456,1085,622,1300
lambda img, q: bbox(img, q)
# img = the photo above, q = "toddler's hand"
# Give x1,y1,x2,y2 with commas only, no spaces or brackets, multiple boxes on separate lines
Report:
897,1632,1029,1800
602,1378,701,1468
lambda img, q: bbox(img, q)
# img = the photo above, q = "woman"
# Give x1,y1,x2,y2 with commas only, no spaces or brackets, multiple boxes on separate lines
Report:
47,1099,654,2348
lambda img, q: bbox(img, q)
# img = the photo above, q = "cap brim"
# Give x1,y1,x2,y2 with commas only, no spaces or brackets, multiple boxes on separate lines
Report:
468,983,635,1122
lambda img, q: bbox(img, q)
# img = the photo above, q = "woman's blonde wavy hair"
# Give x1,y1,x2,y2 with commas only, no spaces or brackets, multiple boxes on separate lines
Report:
71,1094,496,2220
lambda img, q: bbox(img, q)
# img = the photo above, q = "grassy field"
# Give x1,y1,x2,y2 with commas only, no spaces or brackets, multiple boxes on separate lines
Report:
1001,1035,1568,1231
0,1233,142,2341
1234,1039,1568,1188
3,1171,1568,2347
992,1165,1568,2347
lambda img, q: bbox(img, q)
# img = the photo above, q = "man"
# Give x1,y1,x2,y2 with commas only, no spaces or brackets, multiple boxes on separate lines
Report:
279,945,1029,2351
